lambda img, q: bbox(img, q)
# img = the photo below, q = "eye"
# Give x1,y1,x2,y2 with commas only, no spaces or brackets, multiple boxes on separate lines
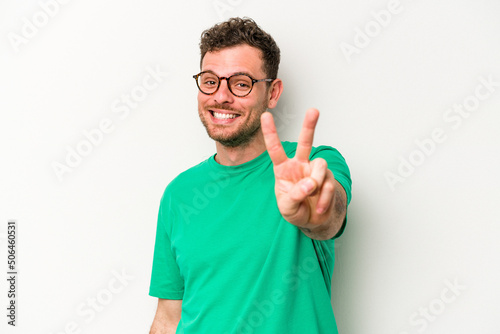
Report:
203,80,217,86
235,81,251,88
200,74,218,87
230,76,252,91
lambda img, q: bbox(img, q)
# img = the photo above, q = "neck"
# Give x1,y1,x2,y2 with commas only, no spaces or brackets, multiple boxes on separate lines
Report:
214,131,267,166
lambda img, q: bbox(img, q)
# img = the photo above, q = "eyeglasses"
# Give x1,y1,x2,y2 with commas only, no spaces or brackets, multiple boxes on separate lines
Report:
193,71,274,97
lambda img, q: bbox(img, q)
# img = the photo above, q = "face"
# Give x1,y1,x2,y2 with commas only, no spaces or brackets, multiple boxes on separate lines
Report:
197,44,272,148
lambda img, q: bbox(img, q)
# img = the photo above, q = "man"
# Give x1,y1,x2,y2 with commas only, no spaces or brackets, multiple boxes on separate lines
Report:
149,17,352,334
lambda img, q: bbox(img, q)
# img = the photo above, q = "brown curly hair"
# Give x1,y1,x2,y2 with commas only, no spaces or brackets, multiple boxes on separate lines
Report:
199,17,280,80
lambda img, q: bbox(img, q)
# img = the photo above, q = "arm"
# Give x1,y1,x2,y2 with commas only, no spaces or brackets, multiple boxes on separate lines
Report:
261,108,348,240
149,298,182,334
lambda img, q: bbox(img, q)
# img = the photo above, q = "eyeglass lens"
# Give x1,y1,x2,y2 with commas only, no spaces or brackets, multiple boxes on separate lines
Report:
197,73,253,96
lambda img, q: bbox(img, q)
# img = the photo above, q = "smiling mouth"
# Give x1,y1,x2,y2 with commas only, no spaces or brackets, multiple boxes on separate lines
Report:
209,110,241,120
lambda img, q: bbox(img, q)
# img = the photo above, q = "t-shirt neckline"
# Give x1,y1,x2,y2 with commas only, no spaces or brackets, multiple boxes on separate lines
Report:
208,148,271,173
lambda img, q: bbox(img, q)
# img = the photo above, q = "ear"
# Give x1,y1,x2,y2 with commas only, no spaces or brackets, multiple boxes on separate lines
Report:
267,79,283,109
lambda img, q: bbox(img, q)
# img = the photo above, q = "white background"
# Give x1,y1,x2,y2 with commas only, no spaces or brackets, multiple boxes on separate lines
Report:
1,0,499,333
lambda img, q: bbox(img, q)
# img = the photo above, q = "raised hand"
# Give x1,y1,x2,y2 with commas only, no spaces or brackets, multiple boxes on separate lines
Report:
261,108,343,238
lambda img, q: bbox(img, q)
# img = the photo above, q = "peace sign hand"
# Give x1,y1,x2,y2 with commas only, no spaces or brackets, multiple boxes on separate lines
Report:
261,108,343,239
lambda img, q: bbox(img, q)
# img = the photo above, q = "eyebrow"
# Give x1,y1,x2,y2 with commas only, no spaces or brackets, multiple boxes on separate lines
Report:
202,70,254,78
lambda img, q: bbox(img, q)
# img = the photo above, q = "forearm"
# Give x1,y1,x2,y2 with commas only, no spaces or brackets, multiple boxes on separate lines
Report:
150,299,182,334
150,319,179,334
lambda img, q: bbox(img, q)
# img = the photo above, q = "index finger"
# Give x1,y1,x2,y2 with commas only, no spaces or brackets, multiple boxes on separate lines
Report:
295,108,319,161
261,111,288,165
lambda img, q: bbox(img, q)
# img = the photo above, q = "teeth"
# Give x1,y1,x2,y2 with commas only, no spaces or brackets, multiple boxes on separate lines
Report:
213,111,237,119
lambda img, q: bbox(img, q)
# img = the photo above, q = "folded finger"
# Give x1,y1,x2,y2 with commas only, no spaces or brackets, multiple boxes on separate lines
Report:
309,158,327,195
316,172,335,214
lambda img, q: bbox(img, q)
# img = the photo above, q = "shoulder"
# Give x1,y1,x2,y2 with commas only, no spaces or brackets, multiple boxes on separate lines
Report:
161,157,212,200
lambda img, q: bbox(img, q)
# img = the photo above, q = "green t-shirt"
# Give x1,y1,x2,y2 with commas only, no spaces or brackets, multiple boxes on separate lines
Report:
149,141,352,333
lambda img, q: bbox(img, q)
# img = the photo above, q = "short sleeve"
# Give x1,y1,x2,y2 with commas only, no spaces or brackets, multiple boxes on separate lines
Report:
149,191,184,299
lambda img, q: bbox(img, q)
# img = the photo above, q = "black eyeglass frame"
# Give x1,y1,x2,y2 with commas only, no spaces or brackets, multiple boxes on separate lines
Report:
193,71,275,97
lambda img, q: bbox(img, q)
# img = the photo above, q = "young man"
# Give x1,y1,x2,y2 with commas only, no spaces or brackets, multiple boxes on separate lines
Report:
149,17,352,334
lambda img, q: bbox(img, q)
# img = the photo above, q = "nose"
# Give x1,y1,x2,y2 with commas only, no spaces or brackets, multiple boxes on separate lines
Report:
214,78,234,104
